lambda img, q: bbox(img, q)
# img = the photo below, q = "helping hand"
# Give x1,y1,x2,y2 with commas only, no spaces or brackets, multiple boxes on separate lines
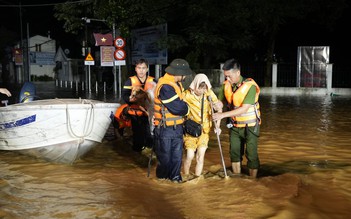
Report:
0,88,11,97
213,101,223,112
214,128,222,135
212,112,223,121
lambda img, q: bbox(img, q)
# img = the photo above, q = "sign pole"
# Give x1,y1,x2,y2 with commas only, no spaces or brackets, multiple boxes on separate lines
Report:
118,65,122,98
112,23,117,96
88,65,91,93
114,35,126,100
84,52,95,93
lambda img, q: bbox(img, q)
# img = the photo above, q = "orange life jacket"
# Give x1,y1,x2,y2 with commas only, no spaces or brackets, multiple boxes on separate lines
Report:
224,78,261,127
154,73,185,127
114,104,132,128
123,75,155,90
124,75,154,117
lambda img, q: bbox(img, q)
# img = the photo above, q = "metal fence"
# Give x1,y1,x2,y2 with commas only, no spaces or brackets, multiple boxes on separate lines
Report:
54,62,351,94
239,62,350,88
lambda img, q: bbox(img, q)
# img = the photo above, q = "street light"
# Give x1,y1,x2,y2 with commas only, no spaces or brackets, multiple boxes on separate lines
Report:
82,17,118,97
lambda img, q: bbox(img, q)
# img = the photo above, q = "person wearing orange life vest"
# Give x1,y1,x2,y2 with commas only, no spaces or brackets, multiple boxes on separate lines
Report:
122,59,157,152
113,103,132,138
153,58,192,183
212,58,261,178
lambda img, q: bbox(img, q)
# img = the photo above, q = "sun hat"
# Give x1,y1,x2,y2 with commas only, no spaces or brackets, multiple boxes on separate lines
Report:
165,59,193,76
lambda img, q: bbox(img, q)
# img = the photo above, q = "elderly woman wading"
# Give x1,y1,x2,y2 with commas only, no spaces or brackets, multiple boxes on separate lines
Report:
182,74,223,180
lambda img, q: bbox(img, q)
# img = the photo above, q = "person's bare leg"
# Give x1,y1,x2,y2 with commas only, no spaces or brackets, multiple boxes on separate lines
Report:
195,147,207,176
231,162,241,174
183,148,195,175
249,169,258,178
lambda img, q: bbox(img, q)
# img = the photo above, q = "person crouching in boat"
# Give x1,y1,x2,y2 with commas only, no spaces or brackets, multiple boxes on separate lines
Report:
113,103,132,138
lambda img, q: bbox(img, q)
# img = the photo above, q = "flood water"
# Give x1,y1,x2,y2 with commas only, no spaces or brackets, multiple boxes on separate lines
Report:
1,82,351,218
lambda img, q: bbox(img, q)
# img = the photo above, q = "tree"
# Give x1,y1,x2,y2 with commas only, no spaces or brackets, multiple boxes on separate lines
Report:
245,0,347,86
54,0,171,72
171,0,254,69
54,0,348,86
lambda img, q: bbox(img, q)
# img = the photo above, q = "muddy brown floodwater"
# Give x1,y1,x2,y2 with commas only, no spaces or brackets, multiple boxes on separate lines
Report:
1,84,351,219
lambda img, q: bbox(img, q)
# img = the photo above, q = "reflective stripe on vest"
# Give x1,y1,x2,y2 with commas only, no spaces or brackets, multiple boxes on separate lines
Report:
154,74,184,127
232,102,261,127
224,78,261,127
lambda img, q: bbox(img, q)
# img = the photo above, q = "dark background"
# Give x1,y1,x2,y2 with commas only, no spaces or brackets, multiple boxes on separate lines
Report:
1,1,350,65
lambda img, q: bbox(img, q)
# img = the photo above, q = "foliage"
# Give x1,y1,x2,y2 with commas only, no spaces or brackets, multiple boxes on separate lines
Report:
54,1,92,35
53,0,348,84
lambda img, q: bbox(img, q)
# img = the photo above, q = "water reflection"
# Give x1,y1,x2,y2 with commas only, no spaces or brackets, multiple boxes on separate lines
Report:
1,83,351,218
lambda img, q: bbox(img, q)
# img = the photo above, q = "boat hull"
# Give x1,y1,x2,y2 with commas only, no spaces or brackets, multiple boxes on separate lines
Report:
0,98,120,163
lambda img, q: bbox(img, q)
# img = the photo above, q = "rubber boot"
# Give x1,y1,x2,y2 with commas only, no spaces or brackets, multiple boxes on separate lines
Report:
249,169,258,178
231,162,241,174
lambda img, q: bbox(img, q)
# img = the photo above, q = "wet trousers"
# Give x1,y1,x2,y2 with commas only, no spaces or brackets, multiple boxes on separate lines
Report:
130,115,153,152
229,125,260,169
154,125,184,182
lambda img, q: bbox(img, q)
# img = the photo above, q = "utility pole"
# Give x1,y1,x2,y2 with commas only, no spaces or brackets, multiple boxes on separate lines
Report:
26,23,31,82
112,22,118,97
18,2,23,83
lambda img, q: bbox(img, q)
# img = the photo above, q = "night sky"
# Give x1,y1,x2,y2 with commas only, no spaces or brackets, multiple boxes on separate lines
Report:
0,1,80,55
1,1,350,65
1,2,59,38
275,10,351,65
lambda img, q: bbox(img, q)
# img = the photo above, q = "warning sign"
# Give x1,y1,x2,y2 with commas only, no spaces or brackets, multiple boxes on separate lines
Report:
84,53,95,65
85,53,94,61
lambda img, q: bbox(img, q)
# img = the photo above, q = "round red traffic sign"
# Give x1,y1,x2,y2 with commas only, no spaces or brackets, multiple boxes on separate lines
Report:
114,49,126,60
114,37,126,48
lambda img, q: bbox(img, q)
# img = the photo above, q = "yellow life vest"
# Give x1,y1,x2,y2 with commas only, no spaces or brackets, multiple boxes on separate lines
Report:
154,73,185,127
183,89,218,133
224,78,261,127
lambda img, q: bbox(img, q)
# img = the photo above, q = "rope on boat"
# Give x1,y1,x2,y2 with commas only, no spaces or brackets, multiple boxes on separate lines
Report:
66,99,95,141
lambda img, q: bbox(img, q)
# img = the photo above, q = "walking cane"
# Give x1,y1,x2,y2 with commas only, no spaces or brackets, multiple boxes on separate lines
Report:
208,96,228,178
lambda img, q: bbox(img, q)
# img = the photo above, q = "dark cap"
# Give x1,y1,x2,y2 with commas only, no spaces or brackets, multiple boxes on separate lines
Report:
165,59,193,76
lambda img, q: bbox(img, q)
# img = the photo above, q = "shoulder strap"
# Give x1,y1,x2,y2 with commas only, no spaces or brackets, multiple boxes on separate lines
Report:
201,94,204,123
